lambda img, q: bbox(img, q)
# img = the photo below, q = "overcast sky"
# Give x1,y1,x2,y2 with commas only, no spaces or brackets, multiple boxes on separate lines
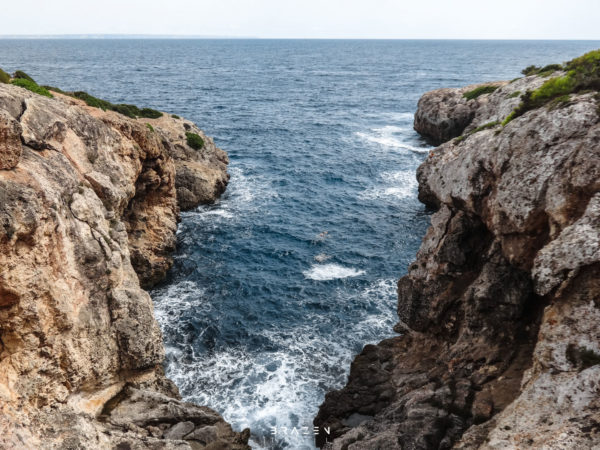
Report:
1,0,599,39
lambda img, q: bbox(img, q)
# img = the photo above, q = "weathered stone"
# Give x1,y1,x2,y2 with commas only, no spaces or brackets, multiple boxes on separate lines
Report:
0,83,246,449
163,421,196,440
317,72,600,449
0,109,22,169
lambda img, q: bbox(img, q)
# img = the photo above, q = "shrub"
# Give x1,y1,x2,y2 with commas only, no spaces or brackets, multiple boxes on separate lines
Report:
146,123,154,132
0,68,10,84
171,114,180,119
112,103,141,118
522,63,564,77
42,85,64,94
522,65,540,76
70,91,163,119
72,91,113,110
463,85,499,100
186,132,204,150
504,49,600,125
14,70,35,83
139,107,162,119
10,78,53,98
506,90,521,99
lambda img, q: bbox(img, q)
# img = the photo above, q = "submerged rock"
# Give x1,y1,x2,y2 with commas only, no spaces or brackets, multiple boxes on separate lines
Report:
316,69,600,448
0,83,248,449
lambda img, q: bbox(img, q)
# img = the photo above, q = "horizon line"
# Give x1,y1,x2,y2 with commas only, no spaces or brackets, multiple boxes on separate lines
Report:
0,35,599,41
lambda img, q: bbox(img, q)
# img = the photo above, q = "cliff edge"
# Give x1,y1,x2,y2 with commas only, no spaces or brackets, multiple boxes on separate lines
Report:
0,80,248,449
315,52,600,448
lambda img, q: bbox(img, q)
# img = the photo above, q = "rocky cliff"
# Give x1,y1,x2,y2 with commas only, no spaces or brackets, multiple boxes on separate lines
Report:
0,81,248,449
315,56,600,448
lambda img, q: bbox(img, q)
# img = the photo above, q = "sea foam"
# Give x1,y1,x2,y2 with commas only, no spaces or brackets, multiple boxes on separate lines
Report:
303,263,366,281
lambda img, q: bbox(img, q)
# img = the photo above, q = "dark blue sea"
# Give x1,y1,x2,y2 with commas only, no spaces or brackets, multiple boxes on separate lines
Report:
2,39,598,449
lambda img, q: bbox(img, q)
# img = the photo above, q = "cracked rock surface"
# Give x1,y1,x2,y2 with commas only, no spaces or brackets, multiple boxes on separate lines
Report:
315,73,600,449
0,83,248,449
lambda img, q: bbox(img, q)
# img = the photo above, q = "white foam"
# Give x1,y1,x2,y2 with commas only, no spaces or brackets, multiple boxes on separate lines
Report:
355,125,430,153
303,263,365,281
358,170,418,201
152,278,400,449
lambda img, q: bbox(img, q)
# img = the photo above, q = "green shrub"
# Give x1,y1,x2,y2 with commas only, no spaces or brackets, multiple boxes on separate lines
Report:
522,63,564,77
70,91,163,119
521,65,540,76
13,70,35,83
463,85,499,100
0,68,10,84
72,91,113,110
506,91,521,99
504,49,600,125
185,132,204,150
171,114,180,119
146,123,154,132
112,103,141,118
10,78,53,98
41,85,64,94
138,107,162,119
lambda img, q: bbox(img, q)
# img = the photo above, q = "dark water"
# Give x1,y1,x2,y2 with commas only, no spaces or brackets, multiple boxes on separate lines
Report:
2,39,598,449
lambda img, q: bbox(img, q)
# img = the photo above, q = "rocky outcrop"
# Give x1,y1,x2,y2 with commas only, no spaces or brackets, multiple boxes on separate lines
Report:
149,115,229,211
315,72,600,448
0,83,248,449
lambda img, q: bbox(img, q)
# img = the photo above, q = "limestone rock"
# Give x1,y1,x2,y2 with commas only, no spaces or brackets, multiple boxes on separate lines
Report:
0,109,22,169
0,83,246,449
142,114,229,210
316,72,600,448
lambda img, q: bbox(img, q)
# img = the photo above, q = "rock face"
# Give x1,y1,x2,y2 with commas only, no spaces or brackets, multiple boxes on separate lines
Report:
315,73,600,448
0,83,248,449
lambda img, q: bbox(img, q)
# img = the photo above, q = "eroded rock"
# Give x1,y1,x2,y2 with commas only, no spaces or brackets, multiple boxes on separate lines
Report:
316,73,600,448
0,83,246,449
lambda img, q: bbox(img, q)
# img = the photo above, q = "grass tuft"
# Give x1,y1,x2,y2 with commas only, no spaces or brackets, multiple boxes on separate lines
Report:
146,123,154,132
463,85,499,100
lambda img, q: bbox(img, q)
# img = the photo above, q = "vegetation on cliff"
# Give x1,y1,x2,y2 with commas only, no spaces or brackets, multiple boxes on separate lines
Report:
10,78,54,98
463,84,498,100
71,91,163,119
504,49,600,124
186,131,205,150
0,68,10,84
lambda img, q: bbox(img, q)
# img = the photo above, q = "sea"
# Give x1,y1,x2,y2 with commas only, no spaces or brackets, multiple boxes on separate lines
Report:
1,39,598,449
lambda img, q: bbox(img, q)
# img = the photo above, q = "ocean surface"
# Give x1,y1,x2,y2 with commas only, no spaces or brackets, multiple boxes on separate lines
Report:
2,39,598,449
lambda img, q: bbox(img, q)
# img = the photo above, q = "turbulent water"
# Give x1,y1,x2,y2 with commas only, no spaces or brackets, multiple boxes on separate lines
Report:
2,39,599,449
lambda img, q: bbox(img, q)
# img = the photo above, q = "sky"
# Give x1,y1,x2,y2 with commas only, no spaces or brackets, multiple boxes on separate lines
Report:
1,0,599,39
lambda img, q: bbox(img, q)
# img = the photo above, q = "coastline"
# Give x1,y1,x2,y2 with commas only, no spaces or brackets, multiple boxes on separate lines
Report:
315,54,600,448
0,79,249,449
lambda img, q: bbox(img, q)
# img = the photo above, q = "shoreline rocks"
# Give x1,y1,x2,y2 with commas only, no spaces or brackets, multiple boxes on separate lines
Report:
315,70,600,448
0,83,249,449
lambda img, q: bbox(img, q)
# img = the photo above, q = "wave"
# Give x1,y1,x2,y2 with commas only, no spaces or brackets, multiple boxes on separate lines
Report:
152,277,398,449
303,263,366,281
355,126,430,153
358,170,418,201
